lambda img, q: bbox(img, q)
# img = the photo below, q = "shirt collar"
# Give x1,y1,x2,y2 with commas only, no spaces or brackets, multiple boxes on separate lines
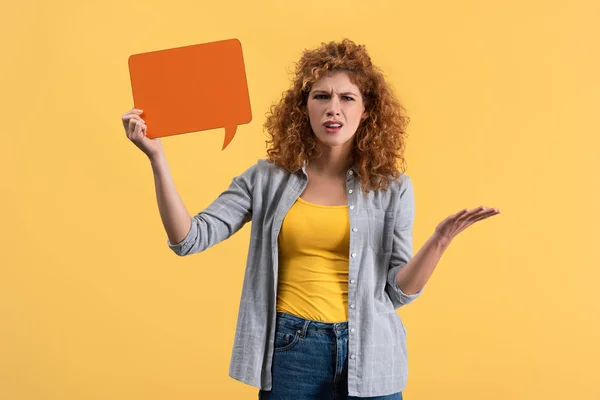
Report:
300,160,358,176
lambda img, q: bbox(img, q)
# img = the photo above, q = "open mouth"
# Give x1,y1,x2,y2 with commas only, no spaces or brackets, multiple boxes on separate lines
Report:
323,122,343,134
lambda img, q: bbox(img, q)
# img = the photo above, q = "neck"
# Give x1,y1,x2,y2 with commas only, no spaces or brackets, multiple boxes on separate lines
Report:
307,144,353,177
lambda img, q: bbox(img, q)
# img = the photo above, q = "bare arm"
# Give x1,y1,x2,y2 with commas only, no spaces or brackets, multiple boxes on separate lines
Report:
396,207,500,295
122,108,192,245
395,233,450,295
150,152,192,246
122,108,254,255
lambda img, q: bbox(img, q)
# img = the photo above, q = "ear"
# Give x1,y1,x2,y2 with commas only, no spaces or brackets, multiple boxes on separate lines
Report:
361,110,368,120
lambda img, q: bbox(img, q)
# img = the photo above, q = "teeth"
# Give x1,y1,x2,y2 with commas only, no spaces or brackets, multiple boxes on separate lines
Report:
326,124,341,128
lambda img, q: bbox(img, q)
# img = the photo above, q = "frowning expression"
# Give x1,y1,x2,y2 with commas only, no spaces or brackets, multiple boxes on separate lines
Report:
307,71,368,149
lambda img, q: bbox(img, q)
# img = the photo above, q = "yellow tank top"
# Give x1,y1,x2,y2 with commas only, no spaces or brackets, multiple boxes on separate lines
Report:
276,197,350,323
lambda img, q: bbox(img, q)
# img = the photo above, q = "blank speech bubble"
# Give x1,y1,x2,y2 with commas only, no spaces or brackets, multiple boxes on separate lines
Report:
128,38,252,150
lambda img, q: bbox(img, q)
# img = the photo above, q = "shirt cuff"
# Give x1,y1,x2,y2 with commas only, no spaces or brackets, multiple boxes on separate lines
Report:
388,265,424,303
167,219,196,255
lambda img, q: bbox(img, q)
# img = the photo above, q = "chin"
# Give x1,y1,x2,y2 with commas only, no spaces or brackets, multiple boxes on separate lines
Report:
316,136,353,147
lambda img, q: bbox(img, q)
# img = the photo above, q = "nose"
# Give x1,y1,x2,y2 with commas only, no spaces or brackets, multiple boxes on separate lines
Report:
325,96,341,117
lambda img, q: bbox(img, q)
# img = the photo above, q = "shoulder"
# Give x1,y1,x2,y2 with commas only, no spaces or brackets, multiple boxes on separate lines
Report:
253,158,291,177
384,173,414,196
236,158,293,186
393,174,415,216
375,173,414,216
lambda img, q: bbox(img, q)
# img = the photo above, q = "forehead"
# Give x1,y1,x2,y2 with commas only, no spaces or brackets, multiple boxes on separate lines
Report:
310,71,360,92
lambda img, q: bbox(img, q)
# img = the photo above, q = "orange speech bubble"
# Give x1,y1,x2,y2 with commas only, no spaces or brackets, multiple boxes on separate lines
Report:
128,39,252,150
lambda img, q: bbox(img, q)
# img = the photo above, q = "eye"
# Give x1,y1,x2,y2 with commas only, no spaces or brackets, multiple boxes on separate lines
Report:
314,94,328,99
343,96,355,101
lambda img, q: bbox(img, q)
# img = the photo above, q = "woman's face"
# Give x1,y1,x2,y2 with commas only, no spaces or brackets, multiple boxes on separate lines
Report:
307,71,368,150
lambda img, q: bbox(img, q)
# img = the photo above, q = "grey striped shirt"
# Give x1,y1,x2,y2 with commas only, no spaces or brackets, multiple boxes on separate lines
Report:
167,159,422,397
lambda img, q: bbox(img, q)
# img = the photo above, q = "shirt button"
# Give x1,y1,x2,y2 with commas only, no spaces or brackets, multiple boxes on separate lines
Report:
348,189,353,194
349,205,355,210
350,279,355,284
352,228,358,232
350,354,356,359
350,304,355,309
351,253,356,258
349,170,354,175
351,328,356,333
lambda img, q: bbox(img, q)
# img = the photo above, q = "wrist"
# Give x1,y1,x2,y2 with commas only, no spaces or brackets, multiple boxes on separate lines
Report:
149,151,166,165
430,232,452,249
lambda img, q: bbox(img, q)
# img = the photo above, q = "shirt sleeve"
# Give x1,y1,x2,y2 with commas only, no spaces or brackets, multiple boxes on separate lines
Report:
385,175,423,309
167,161,257,256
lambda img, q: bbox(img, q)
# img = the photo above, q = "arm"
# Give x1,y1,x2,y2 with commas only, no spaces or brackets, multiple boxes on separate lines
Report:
395,205,500,294
150,152,193,246
123,109,253,253
387,173,501,301
385,176,421,309
151,154,256,257
394,233,450,295
123,109,193,246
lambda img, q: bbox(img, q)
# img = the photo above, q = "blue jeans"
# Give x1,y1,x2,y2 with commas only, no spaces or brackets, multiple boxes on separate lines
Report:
258,312,403,400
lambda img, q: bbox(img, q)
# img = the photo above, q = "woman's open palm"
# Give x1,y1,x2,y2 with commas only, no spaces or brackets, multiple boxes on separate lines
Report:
434,206,500,243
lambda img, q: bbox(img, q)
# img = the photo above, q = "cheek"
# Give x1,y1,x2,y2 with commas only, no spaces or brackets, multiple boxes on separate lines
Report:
308,102,323,113
347,109,363,124
307,105,324,123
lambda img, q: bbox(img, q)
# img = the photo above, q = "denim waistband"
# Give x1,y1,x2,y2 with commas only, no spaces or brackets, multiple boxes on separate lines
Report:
276,312,348,335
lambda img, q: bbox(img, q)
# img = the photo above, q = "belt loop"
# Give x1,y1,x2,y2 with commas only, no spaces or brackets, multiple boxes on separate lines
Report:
299,319,310,338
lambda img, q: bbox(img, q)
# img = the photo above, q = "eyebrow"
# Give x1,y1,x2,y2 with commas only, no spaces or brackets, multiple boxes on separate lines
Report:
311,89,359,96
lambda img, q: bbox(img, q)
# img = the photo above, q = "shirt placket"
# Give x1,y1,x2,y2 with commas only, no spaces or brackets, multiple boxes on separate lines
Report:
346,168,359,394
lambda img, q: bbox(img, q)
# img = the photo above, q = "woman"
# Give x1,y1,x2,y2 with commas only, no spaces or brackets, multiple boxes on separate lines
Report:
122,39,499,399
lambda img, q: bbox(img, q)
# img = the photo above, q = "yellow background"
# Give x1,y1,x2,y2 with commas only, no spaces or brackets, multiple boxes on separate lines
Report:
2,0,598,398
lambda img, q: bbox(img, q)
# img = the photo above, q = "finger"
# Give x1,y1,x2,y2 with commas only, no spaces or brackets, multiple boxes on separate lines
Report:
123,114,145,126
446,208,499,238
463,208,493,223
476,209,500,220
449,208,469,220
128,118,137,135
133,119,145,138
473,207,499,218
133,115,145,124
464,206,494,219
467,209,500,225
129,118,145,137
450,206,497,223
122,110,144,124
455,207,482,223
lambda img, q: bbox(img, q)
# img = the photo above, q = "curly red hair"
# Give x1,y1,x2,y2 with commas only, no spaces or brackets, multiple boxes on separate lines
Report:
264,38,410,193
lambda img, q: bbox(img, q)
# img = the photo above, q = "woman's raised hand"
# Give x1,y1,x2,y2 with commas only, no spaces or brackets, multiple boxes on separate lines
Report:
122,108,163,160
